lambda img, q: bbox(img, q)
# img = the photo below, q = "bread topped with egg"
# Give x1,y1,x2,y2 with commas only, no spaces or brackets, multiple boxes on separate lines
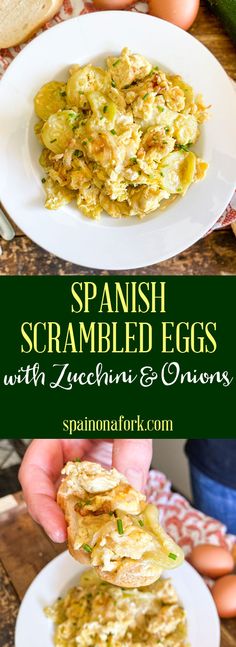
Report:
57,460,184,587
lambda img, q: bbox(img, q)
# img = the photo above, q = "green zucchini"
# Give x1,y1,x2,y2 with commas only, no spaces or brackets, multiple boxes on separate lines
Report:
206,0,236,45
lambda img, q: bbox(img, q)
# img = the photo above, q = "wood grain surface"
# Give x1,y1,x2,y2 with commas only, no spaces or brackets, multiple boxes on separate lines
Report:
0,492,235,647
0,0,235,276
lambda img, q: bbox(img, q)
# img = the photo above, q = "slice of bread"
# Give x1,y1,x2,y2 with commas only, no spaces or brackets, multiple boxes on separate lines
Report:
0,0,63,49
57,491,91,565
57,461,185,588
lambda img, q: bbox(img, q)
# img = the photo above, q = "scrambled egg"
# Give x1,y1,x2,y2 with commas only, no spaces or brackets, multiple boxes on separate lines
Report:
34,48,209,219
45,569,188,646
61,460,127,495
57,461,184,587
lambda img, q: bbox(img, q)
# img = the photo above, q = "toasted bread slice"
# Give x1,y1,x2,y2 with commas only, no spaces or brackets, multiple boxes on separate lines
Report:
57,461,184,588
0,0,63,49
58,493,91,565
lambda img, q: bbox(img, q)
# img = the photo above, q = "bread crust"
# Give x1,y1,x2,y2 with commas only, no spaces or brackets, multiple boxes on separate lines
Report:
57,490,90,565
0,0,63,49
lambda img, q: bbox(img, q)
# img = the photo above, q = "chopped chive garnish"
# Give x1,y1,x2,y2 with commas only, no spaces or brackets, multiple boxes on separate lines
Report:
117,518,124,535
50,138,57,143
149,65,159,76
110,129,116,135
82,140,87,145
113,59,120,66
177,144,190,152
103,105,108,113
143,93,149,100
163,141,168,144
111,80,116,88
109,511,114,516
160,172,164,177
74,150,83,158
130,157,137,163
82,543,92,553
138,519,144,527
138,170,141,175
60,91,66,97
88,136,93,142
84,499,92,505
74,457,81,462
41,178,46,183
165,127,170,133
168,552,177,560
158,105,164,112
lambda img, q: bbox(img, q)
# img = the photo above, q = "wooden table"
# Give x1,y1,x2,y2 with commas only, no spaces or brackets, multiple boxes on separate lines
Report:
0,1,235,276
0,493,236,647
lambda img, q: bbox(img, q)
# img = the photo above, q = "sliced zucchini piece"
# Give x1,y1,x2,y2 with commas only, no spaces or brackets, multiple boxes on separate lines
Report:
41,110,78,153
66,65,107,108
143,504,184,570
159,150,196,195
174,114,198,146
34,82,67,121
87,91,117,122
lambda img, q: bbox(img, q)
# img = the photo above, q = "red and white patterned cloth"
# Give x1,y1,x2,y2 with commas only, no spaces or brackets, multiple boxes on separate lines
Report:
145,470,235,554
0,0,235,231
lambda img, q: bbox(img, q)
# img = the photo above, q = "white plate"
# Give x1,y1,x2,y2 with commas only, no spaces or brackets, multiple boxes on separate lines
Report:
0,11,236,270
15,550,220,647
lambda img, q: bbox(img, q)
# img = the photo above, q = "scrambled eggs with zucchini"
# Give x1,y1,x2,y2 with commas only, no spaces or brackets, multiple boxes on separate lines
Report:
57,461,184,588
34,48,209,219
45,569,188,646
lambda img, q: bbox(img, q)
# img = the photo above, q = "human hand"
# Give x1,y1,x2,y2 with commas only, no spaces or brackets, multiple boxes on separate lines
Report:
19,439,152,542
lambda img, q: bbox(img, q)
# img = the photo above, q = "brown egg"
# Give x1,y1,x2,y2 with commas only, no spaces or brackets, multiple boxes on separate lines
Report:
212,575,236,618
92,0,133,9
149,0,200,31
188,544,234,579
